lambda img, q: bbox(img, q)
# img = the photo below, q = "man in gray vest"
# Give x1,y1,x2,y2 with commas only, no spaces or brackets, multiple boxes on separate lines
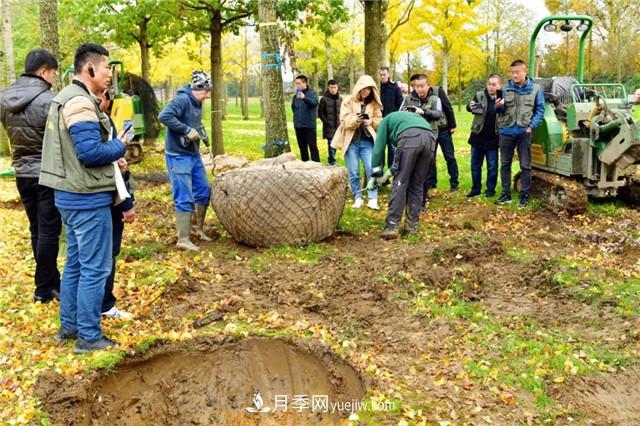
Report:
466,74,502,198
495,59,545,208
40,44,131,353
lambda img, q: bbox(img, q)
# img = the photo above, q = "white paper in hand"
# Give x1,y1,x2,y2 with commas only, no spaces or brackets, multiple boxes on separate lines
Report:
113,162,131,206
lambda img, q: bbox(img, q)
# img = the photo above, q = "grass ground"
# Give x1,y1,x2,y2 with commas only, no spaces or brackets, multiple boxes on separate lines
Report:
1,97,640,425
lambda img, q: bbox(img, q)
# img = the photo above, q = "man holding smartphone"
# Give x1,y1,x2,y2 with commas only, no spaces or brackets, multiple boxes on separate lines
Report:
40,44,128,353
466,74,502,198
291,74,320,162
495,60,545,208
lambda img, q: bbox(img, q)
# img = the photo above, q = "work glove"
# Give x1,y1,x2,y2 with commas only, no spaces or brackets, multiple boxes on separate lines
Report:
365,177,378,192
413,107,425,116
365,169,394,192
186,128,200,142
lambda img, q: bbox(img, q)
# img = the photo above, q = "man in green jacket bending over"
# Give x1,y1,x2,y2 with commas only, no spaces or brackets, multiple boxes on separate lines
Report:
371,111,436,239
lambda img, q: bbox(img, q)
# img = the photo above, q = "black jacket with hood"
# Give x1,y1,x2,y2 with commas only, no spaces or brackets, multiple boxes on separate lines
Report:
0,75,56,177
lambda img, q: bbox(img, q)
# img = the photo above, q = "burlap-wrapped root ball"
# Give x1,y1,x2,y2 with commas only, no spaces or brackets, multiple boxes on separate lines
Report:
211,153,348,247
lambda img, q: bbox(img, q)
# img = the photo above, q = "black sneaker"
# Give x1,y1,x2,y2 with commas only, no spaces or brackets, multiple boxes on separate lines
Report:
494,194,512,205
466,191,481,198
73,336,118,354
519,196,529,208
484,191,496,197
54,327,77,342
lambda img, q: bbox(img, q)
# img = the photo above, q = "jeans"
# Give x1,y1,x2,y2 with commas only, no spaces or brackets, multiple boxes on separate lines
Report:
102,206,124,313
345,139,377,200
387,129,435,228
58,206,112,342
16,177,62,299
295,128,320,162
425,128,459,189
326,139,336,165
166,154,211,212
499,132,532,197
470,146,498,195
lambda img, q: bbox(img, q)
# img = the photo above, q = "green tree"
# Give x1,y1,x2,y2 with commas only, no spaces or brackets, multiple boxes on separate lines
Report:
65,0,184,82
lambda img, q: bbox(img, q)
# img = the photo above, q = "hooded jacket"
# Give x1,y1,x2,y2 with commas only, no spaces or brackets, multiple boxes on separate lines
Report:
318,90,342,140
0,75,56,177
331,75,383,154
159,84,204,156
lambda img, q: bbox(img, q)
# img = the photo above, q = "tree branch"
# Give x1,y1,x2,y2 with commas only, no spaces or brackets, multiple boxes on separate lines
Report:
222,11,252,27
386,0,416,40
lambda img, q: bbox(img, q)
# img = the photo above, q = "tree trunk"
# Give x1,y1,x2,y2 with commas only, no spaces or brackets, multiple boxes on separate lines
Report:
139,18,151,83
209,10,225,155
241,29,249,120
241,72,249,120
615,24,622,82
364,0,386,81
348,55,355,90
39,0,59,58
2,0,15,84
258,0,289,158
442,40,450,93
222,81,227,120
324,34,334,81
457,56,462,112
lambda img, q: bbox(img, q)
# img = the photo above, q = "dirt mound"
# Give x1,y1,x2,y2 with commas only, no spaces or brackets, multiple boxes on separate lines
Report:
553,367,640,425
36,337,365,425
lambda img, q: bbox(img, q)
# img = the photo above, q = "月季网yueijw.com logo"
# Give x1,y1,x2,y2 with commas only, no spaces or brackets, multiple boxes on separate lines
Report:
245,390,394,414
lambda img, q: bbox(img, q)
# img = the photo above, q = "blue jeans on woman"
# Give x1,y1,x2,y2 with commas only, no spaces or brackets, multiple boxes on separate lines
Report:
58,206,113,342
470,146,498,196
345,139,377,200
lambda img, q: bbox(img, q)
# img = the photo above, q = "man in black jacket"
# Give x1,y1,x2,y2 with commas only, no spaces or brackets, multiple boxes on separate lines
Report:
0,49,61,303
466,74,502,198
318,79,342,165
379,67,403,167
415,75,459,193
291,74,319,162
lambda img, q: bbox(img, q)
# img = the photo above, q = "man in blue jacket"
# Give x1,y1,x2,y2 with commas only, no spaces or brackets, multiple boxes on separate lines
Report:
495,60,545,208
159,70,212,251
291,74,319,162
40,44,129,353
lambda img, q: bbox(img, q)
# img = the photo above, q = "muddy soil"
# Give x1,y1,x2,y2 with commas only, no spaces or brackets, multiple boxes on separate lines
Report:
551,367,640,425
37,337,365,425
36,197,640,424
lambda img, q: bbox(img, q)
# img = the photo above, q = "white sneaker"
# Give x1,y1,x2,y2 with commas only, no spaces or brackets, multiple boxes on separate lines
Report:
367,199,380,210
352,198,363,209
101,306,133,320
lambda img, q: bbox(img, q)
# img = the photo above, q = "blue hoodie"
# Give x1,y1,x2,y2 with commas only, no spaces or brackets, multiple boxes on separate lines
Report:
159,84,204,156
496,76,545,137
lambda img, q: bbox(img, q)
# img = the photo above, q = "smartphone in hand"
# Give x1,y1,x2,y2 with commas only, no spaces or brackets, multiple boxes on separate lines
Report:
121,120,134,143
358,113,370,120
496,89,503,100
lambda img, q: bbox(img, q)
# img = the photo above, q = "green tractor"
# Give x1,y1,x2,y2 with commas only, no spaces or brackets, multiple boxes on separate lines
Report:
515,15,640,214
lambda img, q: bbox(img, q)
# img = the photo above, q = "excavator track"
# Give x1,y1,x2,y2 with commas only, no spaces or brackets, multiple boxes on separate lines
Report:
514,170,588,215
619,172,640,205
